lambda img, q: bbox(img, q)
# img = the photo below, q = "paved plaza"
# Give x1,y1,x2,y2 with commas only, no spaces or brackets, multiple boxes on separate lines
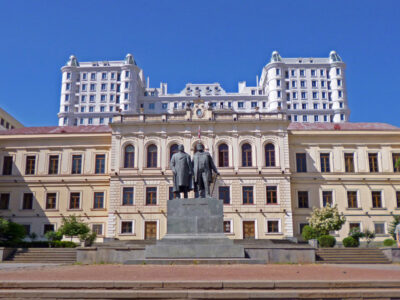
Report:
0,263,400,281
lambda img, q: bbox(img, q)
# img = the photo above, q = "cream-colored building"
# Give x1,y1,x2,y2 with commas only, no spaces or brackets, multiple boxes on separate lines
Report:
0,107,23,131
289,122,400,241
0,108,399,243
0,126,111,240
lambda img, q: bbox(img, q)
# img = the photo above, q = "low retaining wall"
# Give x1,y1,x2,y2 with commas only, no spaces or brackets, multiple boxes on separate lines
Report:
0,247,15,261
77,246,315,264
381,247,400,263
77,247,145,264
245,247,315,264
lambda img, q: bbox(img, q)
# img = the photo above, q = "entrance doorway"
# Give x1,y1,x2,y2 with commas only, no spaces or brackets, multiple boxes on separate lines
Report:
243,221,255,239
145,221,157,240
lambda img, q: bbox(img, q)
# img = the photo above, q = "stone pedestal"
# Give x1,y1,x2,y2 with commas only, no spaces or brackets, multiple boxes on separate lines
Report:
145,198,245,259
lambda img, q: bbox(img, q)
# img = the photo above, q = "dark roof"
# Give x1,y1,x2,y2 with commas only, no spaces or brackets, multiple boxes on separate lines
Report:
0,125,112,135
288,122,400,131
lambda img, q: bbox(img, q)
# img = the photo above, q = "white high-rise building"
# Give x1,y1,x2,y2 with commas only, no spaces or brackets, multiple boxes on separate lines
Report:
58,51,349,126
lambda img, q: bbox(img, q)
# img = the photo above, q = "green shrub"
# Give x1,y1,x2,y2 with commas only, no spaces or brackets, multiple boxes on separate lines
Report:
45,230,62,242
383,238,396,247
79,231,97,246
349,228,365,241
318,235,336,248
59,215,90,241
52,241,77,248
343,236,359,247
301,225,318,241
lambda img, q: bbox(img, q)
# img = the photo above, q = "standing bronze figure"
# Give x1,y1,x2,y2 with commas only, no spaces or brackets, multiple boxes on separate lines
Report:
170,144,193,199
193,144,220,198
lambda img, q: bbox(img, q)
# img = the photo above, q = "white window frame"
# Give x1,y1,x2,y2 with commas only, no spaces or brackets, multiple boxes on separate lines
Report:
92,223,105,236
265,218,282,234
68,191,82,210
121,186,135,206
120,220,135,235
45,191,59,211
223,219,234,234
320,189,335,207
92,190,106,210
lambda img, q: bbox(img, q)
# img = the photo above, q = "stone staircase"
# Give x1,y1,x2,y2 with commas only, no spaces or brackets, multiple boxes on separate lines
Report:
316,248,390,264
1,280,400,299
5,248,77,264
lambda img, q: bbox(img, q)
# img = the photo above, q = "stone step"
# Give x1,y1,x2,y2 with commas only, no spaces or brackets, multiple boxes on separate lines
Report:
125,258,267,265
1,287,400,299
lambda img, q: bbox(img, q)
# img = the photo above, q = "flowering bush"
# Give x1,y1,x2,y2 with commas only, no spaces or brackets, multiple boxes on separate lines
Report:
307,204,346,236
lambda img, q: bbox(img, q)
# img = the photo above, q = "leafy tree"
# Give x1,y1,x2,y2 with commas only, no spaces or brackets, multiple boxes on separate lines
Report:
307,205,346,236
0,218,26,243
388,215,400,239
349,228,365,241
363,229,375,247
45,230,63,242
301,225,319,241
79,231,97,246
59,215,90,241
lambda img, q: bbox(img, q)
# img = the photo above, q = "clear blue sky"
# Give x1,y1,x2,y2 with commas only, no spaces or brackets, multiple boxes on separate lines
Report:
0,0,399,127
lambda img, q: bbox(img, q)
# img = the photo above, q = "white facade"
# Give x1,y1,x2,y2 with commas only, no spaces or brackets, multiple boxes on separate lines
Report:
58,51,350,126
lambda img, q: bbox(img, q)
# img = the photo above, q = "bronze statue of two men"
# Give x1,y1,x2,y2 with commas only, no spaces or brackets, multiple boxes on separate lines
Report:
170,144,219,199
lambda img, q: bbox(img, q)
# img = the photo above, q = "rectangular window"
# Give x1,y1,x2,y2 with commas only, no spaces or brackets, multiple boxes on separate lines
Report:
320,153,330,172
149,103,155,110
122,187,134,205
121,221,133,234
311,69,316,77
292,92,297,99
374,223,385,235
90,84,96,91
92,224,103,236
25,156,36,175
48,155,59,175
101,72,107,80
300,69,305,76
314,115,319,122
301,92,307,99
298,191,309,208
219,186,230,205
302,115,307,122
90,73,96,80
349,223,360,232
291,70,295,76
347,191,358,208
242,186,254,205
101,84,107,91
22,193,33,210
266,186,277,205
291,81,296,88
223,220,232,233
267,220,280,233
238,102,244,108
43,224,55,234
162,103,168,110
312,92,318,99
69,192,80,209
93,192,104,209
169,187,174,200
368,153,378,172
89,95,95,102
95,154,105,174
393,153,400,172
125,71,130,78
100,95,106,102
372,191,382,208
72,155,82,174
0,193,10,209
300,80,306,88
322,191,333,207
344,153,355,172
46,193,57,210
276,79,281,87
81,95,86,102
2,156,12,175
276,69,280,75
92,224,103,235
296,153,307,172
146,187,157,205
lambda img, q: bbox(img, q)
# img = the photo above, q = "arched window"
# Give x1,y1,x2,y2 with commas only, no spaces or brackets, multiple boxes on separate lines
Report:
218,143,229,167
169,144,179,161
124,145,135,168
147,144,157,168
242,143,252,167
265,143,276,167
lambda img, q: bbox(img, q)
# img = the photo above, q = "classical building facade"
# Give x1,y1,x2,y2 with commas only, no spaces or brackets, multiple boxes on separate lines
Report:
0,126,111,240
58,51,349,127
1,108,399,243
0,107,23,131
